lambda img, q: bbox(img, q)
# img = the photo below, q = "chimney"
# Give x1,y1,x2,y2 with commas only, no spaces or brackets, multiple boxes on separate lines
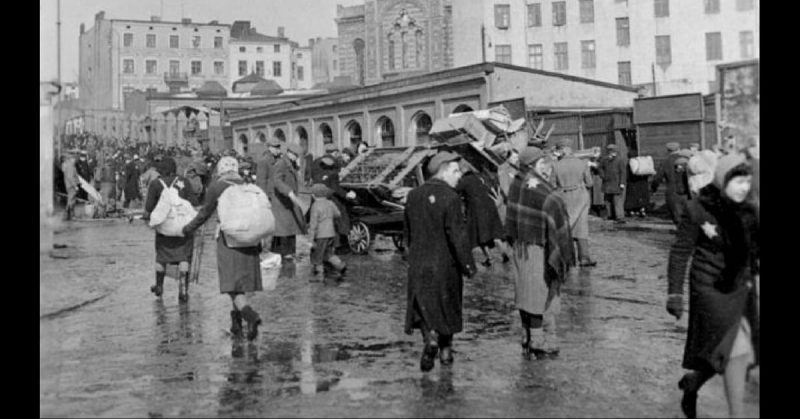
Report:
95,11,105,21
181,18,192,24
151,15,161,22
209,20,218,25
80,23,85,34
277,26,285,38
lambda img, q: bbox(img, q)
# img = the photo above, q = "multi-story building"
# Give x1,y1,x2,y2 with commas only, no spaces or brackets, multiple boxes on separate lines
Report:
335,1,455,86
228,22,294,92
79,11,230,110
453,0,759,95
310,37,340,86
291,43,313,89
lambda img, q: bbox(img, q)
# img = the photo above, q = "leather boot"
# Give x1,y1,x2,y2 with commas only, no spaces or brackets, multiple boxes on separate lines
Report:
577,239,597,267
150,271,165,297
420,328,439,372
230,311,244,339
678,371,712,419
178,272,189,303
438,334,454,366
240,305,262,341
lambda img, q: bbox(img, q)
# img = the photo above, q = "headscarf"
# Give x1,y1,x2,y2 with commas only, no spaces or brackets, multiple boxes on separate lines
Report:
216,156,239,176
505,166,575,287
687,150,718,194
714,152,748,189
155,157,177,177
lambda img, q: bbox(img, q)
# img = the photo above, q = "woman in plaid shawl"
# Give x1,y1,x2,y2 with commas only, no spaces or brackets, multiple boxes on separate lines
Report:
506,147,575,357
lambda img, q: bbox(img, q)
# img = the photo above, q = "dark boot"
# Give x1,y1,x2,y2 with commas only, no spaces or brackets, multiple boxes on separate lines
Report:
150,271,165,297
438,334,454,366
420,328,439,372
678,371,712,419
240,305,262,341
178,272,189,303
230,310,244,339
577,239,597,267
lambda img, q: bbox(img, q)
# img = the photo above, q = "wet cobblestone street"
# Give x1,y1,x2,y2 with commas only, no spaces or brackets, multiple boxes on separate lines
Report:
40,217,759,417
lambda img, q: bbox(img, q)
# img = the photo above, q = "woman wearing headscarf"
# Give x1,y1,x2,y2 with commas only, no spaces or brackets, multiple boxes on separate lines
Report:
143,157,198,303
505,147,575,358
666,153,759,418
456,159,505,267
182,157,264,341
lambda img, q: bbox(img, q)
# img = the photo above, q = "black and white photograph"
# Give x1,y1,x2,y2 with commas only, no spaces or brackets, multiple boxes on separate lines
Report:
40,0,759,417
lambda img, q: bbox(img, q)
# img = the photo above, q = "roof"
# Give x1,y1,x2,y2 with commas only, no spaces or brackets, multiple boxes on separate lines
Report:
109,18,229,27
251,80,284,96
196,80,227,97
233,73,268,88
231,32,289,43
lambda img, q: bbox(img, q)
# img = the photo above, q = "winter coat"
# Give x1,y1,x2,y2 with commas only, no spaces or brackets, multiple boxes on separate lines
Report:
404,178,475,336
308,197,341,240
255,152,276,196
123,161,142,200
456,172,504,249
311,163,352,236
144,174,197,264
599,154,627,194
272,156,307,237
182,175,263,294
652,152,690,198
553,156,592,240
667,184,759,373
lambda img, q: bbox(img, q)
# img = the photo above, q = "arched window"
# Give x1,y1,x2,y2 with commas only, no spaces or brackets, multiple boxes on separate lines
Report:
257,132,267,143
413,112,433,144
401,32,408,69
273,129,286,143
295,126,309,151
238,134,249,154
415,30,424,68
453,104,474,114
345,120,362,148
376,117,395,147
353,38,365,85
319,123,333,144
388,35,395,71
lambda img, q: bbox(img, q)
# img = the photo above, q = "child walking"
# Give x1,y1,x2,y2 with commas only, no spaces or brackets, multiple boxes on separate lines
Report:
308,184,347,281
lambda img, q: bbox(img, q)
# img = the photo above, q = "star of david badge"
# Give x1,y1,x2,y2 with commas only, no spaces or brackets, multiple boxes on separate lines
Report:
701,221,718,239
526,178,540,189
428,195,436,204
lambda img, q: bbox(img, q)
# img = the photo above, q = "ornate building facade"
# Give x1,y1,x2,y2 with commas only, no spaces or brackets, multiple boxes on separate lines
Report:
336,0,454,86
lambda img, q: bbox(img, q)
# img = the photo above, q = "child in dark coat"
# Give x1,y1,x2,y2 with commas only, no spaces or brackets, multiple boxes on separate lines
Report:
308,183,347,281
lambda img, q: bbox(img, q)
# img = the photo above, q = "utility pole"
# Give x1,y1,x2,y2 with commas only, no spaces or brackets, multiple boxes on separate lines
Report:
481,25,486,63
651,63,657,96
57,0,62,84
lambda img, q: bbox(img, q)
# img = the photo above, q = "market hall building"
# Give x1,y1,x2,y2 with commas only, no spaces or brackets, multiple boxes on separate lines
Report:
228,62,639,157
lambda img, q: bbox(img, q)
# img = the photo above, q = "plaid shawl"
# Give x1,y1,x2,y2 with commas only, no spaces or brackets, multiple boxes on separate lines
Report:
505,171,575,285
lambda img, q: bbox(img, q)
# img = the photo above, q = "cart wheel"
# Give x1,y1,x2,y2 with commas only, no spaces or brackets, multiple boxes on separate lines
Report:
348,221,371,254
392,235,405,252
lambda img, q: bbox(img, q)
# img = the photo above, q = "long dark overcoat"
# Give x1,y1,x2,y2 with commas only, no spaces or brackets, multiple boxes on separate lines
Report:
404,178,475,336
123,161,142,201
668,184,759,373
652,152,691,223
272,156,307,237
456,172,504,249
599,154,627,194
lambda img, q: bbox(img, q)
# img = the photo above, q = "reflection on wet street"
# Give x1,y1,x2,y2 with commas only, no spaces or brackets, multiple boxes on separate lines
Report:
40,219,759,417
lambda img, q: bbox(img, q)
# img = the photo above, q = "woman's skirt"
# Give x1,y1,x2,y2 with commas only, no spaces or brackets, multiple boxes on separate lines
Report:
155,233,194,265
216,234,263,294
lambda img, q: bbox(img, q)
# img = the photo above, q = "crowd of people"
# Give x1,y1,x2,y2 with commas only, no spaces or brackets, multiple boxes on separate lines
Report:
57,130,758,418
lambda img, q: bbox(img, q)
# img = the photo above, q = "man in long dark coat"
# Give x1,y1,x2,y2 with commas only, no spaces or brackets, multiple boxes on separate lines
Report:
122,154,142,208
404,151,476,372
311,155,356,252
271,143,308,259
652,142,692,225
599,144,627,223
256,139,281,196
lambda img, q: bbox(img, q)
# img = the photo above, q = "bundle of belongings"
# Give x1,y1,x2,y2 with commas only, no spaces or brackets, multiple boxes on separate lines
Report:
429,105,528,152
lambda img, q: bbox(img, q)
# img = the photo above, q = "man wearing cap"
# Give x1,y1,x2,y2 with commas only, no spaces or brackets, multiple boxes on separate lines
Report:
312,154,356,252
311,143,341,182
553,138,596,267
61,150,81,220
256,139,282,197
651,142,691,225
271,142,308,260
404,151,476,372
599,143,628,223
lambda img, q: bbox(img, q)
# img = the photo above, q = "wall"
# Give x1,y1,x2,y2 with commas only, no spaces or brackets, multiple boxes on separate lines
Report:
293,46,313,89
229,39,293,91
452,0,484,67
311,38,340,85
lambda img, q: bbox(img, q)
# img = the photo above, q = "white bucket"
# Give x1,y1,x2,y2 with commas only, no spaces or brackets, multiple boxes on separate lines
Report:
260,252,282,291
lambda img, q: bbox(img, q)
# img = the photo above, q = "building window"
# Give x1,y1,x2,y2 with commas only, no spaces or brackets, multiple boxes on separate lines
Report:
214,61,224,75
297,52,303,58
616,18,630,46
191,60,202,75
214,36,223,48
705,0,720,14
655,35,671,66
238,60,247,76
706,32,723,61
740,31,754,59
123,33,133,47
495,4,510,29
377,117,395,147
332,45,337,53
528,3,542,27
273,61,282,77
170,35,179,48
496,45,512,64
192,36,201,48
123,59,135,74
257,46,263,53
528,44,543,69
146,34,156,48
553,1,567,26
388,36,396,70
581,40,595,69
146,59,157,75
736,0,754,11
333,59,338,70
297,66,304,81
618,61,632,86
554,42,568,70
274,44,281,53
256,61,264,77
239,46,246,53
654,0,669,17
414,113,433,144
169,60,180,74
580,0,594,23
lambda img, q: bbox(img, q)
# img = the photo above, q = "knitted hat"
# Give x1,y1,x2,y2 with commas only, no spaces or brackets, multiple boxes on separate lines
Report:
311,183,332,198
714,152,748,189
